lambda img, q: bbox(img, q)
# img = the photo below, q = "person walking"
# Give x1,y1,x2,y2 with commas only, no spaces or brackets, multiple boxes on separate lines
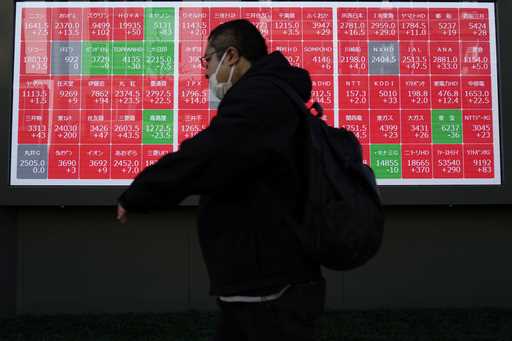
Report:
117,19,325,341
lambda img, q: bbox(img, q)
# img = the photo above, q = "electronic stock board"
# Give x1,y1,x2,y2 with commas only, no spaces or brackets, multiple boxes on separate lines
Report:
5,1,509,205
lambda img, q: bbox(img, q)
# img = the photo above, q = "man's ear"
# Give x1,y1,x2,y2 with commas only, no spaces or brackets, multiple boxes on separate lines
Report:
226,46,241,66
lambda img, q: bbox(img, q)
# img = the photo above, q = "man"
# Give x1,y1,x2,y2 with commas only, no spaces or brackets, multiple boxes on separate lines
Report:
117,19,325,340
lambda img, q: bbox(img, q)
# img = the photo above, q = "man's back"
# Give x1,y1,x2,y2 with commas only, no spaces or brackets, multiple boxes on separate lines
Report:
195,51,321,296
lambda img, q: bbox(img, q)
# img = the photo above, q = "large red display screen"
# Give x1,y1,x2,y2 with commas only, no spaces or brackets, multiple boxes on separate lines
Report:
11,2,500,186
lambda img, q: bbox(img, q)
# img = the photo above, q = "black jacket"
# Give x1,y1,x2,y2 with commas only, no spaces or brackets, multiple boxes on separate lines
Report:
119,51,321,296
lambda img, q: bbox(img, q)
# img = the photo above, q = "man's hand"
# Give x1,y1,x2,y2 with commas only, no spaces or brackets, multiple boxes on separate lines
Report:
117,203,128,224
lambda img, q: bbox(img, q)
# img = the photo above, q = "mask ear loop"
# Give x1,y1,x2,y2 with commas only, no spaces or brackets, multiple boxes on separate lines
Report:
226,63,236,83
214,51,228,75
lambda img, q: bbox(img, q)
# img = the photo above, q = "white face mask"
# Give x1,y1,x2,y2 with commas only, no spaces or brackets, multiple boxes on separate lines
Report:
209,50,236,101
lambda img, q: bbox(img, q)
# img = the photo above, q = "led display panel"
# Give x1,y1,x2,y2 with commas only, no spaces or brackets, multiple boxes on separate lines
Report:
11,2,500,186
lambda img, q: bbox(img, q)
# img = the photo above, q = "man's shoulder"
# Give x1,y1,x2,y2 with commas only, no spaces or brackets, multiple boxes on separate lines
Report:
232,75,282,98
222,75,290,111
216,75,299,126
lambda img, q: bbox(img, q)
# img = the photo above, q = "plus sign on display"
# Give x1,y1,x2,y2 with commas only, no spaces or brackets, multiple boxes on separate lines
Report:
11,2,500,186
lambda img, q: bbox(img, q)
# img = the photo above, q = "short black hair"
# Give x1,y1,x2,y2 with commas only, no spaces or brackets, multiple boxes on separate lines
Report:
208,19,268,63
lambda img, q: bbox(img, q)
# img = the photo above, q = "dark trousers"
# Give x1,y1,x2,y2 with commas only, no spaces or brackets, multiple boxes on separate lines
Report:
212,278,325,341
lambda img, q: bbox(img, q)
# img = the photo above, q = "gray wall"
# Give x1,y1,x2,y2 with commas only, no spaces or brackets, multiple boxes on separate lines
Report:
1,205,511,316
0,208,17,317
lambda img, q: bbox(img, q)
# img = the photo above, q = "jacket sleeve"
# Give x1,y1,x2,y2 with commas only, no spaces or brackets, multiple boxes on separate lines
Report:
118,80,280,212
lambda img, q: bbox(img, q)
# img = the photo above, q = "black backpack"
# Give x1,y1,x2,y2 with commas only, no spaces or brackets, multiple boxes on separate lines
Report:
268,77,385,271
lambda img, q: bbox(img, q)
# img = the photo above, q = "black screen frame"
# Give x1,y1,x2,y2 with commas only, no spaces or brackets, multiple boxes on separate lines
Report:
0,0,510,206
